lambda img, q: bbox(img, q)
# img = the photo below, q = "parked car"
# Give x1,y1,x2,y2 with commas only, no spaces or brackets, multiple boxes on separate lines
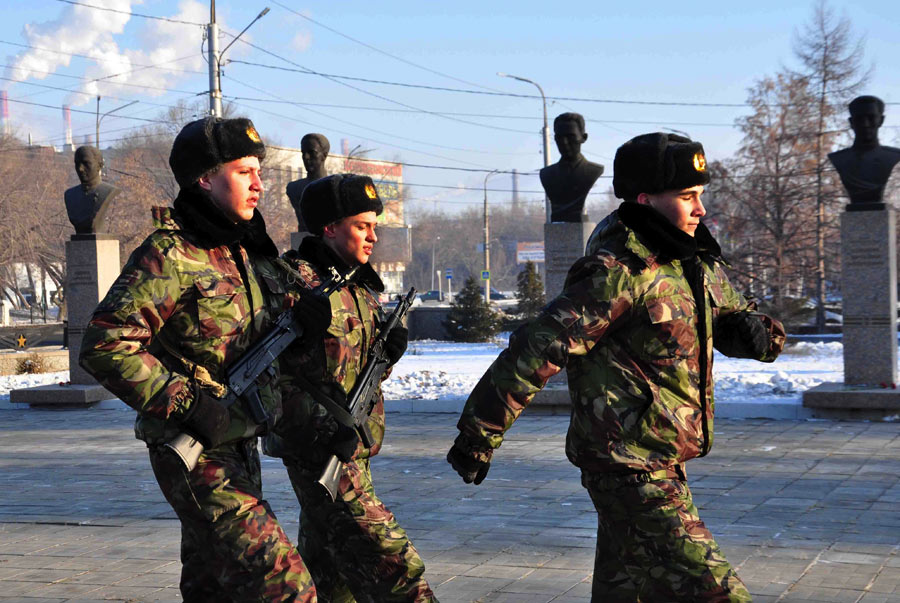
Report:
489,288,509,300
418,290,444,302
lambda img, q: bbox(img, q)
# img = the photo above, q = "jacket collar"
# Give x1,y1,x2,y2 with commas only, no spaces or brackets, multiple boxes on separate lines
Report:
296,235,385,293
171,186,278,257
615,201,723,265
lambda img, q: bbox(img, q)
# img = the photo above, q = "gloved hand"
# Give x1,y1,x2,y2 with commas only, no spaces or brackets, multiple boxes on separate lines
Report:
384,326,408,365
447,433,492,485
182,389,231,449
328,422,360,463
718,312,769,357
293,292,331,340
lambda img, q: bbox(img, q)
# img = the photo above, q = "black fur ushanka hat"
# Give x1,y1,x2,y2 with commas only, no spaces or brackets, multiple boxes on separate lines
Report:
169,117,266,189
613,132,710,199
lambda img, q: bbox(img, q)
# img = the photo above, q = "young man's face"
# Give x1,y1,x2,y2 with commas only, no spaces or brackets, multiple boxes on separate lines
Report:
198,156,263,223
554,120,587,160
849,102,884,146
323,211,378,266
638,185,706,237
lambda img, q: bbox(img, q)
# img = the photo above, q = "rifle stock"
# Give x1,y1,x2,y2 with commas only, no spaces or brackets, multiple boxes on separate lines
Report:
164,266,358,471
315,287,417,501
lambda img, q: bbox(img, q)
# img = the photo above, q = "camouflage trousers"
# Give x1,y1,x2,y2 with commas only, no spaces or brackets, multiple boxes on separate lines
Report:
284,457,438,603
149,439,316,602
583,467,751,603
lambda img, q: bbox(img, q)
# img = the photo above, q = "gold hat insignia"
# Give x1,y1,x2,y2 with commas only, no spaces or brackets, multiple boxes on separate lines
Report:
364,183,378,199
693,152,707,172
246,125,261,143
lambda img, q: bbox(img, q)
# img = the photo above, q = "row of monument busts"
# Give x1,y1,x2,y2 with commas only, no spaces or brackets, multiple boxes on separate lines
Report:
64,96,900,236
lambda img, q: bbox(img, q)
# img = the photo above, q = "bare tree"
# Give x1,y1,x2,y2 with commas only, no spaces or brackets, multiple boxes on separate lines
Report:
791,0,870,330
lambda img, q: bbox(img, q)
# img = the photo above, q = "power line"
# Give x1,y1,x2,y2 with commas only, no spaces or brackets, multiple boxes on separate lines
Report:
0,40,207,78
4,96,174,125
233,90,535,157
222,77,498,168
223,59,534,135
52,0,204,26
226,96,744,128
270,0,503,93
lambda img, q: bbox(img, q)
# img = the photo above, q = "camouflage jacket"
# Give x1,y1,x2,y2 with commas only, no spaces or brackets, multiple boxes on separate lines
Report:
266,236,387,466
80,189,287,445
458,202,785,475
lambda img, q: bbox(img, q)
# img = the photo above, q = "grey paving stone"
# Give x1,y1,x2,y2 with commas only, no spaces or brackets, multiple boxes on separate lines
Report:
1,409,899,601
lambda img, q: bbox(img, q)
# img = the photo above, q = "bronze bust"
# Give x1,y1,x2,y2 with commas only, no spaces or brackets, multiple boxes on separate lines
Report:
540,113,604,222
828,95,900,207
64,146,120,234
286,133,330,231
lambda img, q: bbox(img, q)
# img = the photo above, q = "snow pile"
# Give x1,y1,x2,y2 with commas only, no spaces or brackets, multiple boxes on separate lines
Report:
0,370,69,397
0,340,860,410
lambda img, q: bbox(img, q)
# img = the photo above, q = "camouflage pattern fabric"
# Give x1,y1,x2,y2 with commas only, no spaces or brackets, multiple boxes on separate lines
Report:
150,440,316,602
272,245,386,463
81,205,310,601
81,206,289,445
269,240,436,602
457,210,785,475
286,459,437,603
583,469,751,602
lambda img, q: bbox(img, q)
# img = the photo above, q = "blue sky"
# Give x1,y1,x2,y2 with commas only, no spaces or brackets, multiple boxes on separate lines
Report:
2,0,898,214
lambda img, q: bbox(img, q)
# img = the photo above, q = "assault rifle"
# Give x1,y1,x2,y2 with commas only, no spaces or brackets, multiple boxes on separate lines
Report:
316,286,417,501
165,265,358,471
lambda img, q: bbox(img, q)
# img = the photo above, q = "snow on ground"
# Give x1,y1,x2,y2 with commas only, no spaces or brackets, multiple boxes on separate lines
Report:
0,341,853,409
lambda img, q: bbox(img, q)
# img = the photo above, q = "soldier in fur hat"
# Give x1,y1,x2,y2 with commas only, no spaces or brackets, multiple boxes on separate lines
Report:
266,174,439,602
81,116,317,601
448,133,785,601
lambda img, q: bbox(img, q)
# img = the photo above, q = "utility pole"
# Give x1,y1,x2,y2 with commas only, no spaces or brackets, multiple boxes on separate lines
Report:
207,3,269,118
207,1,222,117
483,170,499,304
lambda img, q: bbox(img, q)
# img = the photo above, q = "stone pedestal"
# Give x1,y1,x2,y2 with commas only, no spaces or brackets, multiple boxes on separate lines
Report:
535,220,596,400
543,221,595,298
12,235,120,406
803,207,900,419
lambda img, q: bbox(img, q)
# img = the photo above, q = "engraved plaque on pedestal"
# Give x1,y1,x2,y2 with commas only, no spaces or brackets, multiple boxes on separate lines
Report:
840,209,897,386
66,234,120,385
543,221,595,298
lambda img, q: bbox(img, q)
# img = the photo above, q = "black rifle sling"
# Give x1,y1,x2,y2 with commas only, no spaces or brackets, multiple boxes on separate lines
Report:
290,372,357,430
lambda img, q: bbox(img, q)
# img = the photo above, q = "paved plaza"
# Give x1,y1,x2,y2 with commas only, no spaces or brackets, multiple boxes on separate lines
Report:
0,405,898,602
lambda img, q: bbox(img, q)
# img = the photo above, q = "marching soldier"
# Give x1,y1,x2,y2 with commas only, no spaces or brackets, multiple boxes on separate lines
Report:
266,174,438,602
80,117,316,601
448,133,785,602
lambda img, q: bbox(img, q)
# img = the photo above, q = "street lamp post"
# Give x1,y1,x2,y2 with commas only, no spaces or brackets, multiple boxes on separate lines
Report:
498,72,551,223
430,235,441,291
95,96,138,150
207,2,270,117
483,170,499,304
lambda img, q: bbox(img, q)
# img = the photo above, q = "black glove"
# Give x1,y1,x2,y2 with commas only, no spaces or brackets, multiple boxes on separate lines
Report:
719,312,769,357
447,434,492,485
384,326,408,365
182,389,231,449
328,422,361,463
294,292,332,340
312,390,360,463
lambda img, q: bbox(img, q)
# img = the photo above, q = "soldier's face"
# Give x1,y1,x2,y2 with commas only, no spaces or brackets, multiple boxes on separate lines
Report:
323,211,378,266
638,185,706,237
199,156,263,223
554,121,586,160
849,103,884,146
